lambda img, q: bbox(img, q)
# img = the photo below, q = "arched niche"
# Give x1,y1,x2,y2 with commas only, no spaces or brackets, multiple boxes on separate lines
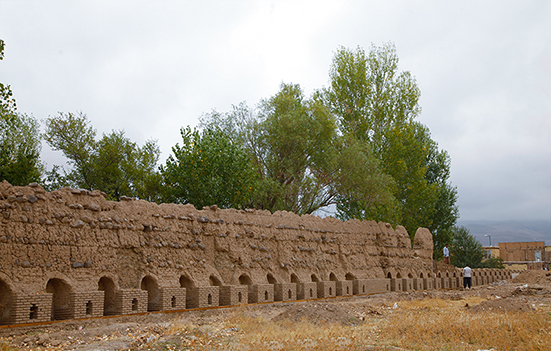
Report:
209,275,223,286
140,275,160,312
267,274,277,284
0,278,13,325
238,274,252,286
46,278,73,320
387,272,393,279
180,275,195,289
98,277,116,316
345,273,355,281
311,274,320,283
290,273,300,284
329,273,338,281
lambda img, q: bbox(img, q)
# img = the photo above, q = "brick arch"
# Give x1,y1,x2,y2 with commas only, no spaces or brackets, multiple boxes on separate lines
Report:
238,274,252,286
267,273,277,284
345,273,355,281
329,272,338,281
98,276,117,316
0,277,13,325
408,273,413,278
310,274,320,283
140,275,160,312
46,278,73,320
386,272,393,279
179,275,195,289
396,272,402,279
209,274,223,286
290,273,300,284
419,272,424,278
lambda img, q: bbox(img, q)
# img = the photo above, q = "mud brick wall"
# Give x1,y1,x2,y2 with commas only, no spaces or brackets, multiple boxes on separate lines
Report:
336,280,353,296
0,181,434,291
353,279,369,295
248,284,274,303
219,285,248,306
274,283,296,301
114,289,148,315
159,287,186,311
317,281,336,298
366,279,390,294
7,293,52,325
389,278,403,292
69,291,104,319
0,182,520,325
297,282,318,300
186,286,219,308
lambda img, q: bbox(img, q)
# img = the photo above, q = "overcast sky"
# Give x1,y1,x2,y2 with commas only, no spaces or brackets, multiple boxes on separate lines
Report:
1,0,550,223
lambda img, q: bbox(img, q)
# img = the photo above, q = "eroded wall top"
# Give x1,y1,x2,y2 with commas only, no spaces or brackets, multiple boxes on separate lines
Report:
0,181,433,293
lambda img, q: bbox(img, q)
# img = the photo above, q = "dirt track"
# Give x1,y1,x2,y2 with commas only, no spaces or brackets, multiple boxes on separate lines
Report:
1,270,550,350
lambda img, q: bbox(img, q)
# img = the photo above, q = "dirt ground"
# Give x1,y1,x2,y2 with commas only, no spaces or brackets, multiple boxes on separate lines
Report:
1,270,551,350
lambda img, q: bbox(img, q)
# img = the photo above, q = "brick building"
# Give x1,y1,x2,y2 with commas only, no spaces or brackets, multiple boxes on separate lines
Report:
497,242,549,270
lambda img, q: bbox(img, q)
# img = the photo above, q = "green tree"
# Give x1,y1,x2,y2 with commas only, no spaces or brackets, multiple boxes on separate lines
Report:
43,112,162,201
325,43,458,240
0,39,43,185
43,111,97,188
450,226,485,268
161,126,259,209
0,112,43,186
200,83,394,215
481,257,505,269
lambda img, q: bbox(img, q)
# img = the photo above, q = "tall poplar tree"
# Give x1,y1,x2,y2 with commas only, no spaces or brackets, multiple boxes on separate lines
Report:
325,43,458,243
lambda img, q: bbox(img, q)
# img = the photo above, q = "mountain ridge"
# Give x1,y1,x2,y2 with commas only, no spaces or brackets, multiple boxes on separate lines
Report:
457,219,551,246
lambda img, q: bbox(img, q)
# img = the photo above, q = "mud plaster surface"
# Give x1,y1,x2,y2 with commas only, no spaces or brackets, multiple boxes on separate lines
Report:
0,181,433,295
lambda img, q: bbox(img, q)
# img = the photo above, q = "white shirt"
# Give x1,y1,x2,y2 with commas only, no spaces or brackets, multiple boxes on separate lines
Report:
463,266,472,278
443,246,449,257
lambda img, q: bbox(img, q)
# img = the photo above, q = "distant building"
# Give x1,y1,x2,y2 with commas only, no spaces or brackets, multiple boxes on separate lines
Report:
483,246,500,260
487,241,550,270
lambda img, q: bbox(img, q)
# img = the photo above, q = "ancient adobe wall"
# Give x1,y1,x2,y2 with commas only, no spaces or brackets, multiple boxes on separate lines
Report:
0,181,511,325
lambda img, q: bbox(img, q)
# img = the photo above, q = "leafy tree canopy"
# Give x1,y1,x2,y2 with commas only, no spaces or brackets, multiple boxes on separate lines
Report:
161,126,259,209
198,83,394,215
43,112,162,201
0,39,43,186
450,226,485,268
325,43,458,243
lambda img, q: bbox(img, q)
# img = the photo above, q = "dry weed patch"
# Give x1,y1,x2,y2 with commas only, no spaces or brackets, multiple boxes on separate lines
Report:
151,298,551,350
377,298,551,350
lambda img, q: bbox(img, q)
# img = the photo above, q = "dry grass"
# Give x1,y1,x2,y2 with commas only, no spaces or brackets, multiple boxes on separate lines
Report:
378,297,551,350
148,297,551,351
0,342,17,351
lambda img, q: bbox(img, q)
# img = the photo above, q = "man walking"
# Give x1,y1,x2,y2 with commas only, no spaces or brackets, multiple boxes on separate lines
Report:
463,265,472,289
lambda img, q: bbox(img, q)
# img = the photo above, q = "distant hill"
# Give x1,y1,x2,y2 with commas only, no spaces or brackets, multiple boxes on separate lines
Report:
457,220,551,246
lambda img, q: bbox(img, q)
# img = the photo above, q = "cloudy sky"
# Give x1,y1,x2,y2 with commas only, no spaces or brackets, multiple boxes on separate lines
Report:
1,0,550,224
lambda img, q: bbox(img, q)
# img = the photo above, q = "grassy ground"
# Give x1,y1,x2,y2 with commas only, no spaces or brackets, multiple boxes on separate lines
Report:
143,297,551,351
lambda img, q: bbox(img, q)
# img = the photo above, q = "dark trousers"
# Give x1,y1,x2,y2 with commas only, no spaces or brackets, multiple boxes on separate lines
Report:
463,277,472,289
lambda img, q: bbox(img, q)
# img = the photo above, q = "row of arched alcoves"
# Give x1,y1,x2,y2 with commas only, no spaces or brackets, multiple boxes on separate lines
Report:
0,268,514,324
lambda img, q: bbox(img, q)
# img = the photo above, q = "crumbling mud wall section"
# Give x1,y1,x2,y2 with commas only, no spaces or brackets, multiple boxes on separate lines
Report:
0,181,512,325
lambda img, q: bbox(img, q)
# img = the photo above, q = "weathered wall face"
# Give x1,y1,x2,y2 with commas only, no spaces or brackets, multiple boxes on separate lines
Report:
0,181,437,323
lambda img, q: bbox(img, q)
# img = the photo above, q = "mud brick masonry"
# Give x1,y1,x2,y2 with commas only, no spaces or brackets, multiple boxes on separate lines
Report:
0,181,515,325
